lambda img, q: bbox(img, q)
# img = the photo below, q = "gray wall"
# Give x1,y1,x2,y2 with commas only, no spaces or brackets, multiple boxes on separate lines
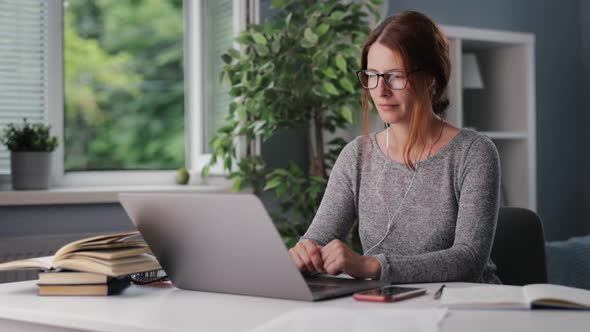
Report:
386,0,586,240
0,204,133,238
582,0,590,234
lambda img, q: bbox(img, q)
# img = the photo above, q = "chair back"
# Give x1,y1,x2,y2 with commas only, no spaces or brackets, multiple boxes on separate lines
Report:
490,207,548,285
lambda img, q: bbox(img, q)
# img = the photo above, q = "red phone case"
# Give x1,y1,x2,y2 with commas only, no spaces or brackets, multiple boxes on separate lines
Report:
353,287,426,302
353,292,395,302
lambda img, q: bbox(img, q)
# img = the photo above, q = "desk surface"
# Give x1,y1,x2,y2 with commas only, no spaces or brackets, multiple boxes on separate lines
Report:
0,281,588,332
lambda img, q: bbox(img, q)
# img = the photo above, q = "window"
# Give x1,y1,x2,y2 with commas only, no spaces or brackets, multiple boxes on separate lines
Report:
205,0,235,149
0,0,255,186
0,0,52,175
63,0,186,172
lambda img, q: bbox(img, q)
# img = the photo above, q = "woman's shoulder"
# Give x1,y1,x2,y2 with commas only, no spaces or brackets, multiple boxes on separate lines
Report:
340,134,369,157
331,135,374,169
455,128,500,163
343,134,382,159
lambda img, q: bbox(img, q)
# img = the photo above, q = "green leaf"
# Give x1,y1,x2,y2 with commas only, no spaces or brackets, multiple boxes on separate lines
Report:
224,157,232,170
271,0,286,8
221,54,232,64
340,106,354,123
232,177,244,192
271,39,280,53
303,28,318,45
237,106,247,121
255,44,269,56
253,120,266,133
370,0,384,4
330,11,346,20
235,34,250,45
264,178,282,191
301,39,315,48
335,55,347,72
275,183,287,197
201,165,210,178
316,23,330,36
311,87,326,97
252,33,267,45
339,77,355,94
228,48,241,59
221,71,231,88
263,21,273,35
323,82,339,96
288,161,303,175
322,68,338,79
272,168,290,176
229,86,242,97
366,4,381,21
285,13,293,27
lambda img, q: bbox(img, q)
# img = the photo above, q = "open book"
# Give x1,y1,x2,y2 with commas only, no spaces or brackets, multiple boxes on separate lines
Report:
441,284,590,310
0,231,161,276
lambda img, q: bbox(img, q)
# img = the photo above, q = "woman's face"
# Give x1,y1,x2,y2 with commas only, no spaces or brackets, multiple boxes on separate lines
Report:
366,42,414,125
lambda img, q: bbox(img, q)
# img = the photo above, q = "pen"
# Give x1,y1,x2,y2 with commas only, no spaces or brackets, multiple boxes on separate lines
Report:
433,284,446,300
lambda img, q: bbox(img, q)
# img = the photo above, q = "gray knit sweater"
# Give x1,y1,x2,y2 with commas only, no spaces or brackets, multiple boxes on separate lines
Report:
301,129,501,284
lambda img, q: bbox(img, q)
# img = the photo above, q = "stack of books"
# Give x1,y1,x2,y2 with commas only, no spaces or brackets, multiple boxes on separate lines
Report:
38,272,132,296
0,231,162,296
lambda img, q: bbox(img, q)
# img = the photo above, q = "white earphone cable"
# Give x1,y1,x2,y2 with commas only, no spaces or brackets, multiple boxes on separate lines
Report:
365,123,417,255
364,118,444,256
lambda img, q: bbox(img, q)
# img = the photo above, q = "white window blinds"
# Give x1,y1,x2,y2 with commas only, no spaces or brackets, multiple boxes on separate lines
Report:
0,0,49,174
205,0,234,150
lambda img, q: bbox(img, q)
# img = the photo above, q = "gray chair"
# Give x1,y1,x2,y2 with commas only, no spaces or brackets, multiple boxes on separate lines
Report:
490,207,548,285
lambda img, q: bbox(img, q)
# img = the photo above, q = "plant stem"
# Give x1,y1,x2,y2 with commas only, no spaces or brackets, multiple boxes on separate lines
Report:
306,122,316,176
314,108,326,178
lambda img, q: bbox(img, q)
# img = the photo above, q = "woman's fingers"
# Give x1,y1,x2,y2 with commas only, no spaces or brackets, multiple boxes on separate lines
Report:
320,242,336,272
293,242,316,272
320,240,349,275
323,258,344,275
302,240,324,272
288,248,307,272
290,239,349,274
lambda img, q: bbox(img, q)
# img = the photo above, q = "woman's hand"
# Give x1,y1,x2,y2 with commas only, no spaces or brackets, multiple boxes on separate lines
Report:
320,239,382,280
289,239,325,273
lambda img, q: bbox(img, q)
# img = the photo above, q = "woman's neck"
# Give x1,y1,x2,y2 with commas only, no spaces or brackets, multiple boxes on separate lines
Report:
386,113,443,158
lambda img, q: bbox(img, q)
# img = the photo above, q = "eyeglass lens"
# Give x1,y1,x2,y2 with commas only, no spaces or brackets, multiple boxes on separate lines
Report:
357,71,408,90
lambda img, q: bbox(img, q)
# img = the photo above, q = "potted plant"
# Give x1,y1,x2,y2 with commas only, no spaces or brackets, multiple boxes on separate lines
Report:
203,0,381,247
1,119,59,190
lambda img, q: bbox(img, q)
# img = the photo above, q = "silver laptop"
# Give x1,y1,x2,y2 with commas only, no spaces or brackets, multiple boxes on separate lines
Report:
119,192,386,301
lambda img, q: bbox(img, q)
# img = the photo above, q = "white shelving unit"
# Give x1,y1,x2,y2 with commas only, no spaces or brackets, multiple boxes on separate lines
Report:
442,25,536,211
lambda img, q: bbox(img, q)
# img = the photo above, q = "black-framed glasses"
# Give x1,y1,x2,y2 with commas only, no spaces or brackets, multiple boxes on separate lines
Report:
356,69,420,90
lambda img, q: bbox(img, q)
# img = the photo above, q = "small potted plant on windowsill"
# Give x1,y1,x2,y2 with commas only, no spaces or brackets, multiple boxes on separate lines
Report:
1,119,59,190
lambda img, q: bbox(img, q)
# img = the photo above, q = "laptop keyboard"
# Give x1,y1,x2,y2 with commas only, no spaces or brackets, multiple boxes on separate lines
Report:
307,283,343,293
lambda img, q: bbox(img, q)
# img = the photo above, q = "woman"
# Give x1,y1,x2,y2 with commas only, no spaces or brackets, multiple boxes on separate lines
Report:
288,11,501,284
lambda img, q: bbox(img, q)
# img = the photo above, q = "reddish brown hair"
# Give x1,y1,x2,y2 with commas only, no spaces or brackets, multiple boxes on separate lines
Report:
361,11,450,170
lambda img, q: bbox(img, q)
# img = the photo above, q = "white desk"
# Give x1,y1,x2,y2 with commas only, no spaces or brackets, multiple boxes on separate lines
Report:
0,281,588,331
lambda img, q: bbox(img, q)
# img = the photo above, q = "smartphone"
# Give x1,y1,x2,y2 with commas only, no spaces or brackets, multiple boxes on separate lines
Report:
353,285,426,302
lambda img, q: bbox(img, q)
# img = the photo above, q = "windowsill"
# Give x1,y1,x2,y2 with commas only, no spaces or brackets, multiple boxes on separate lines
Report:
0,179,236,206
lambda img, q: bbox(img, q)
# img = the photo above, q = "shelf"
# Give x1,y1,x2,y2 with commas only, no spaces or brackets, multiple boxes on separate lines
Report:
442,24,536,211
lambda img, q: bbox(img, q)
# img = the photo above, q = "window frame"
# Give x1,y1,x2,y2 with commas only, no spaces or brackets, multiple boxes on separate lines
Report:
47,0,257,188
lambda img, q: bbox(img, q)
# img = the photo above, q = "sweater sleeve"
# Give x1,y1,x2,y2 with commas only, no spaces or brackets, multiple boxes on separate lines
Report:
372,135,501,283
300,141,358,246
